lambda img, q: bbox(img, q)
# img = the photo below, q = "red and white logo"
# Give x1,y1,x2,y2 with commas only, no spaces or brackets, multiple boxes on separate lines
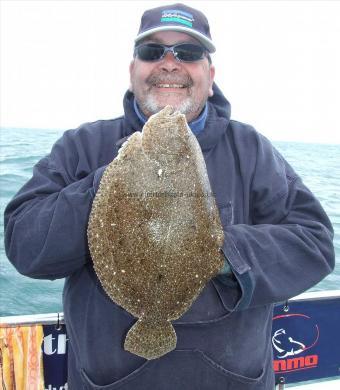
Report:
272,313,319,373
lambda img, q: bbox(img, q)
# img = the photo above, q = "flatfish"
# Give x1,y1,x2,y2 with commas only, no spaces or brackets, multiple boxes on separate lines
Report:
87,106,224,360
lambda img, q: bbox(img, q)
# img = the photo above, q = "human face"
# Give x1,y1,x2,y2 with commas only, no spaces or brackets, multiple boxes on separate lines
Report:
129,31,215,122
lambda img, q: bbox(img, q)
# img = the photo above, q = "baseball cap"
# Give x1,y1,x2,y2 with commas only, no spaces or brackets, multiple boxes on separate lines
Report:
135,3,216,53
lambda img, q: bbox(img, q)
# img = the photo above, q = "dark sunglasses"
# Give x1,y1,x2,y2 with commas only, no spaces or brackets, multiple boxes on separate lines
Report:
134,43,207,63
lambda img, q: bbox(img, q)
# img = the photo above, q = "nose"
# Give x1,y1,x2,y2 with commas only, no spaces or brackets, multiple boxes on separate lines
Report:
159,51,181,72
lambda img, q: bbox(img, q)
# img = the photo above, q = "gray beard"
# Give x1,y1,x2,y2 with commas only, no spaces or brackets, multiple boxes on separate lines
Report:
138,95,202,117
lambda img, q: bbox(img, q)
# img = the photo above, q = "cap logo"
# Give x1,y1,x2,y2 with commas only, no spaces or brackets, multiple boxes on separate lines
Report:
161,9,194,27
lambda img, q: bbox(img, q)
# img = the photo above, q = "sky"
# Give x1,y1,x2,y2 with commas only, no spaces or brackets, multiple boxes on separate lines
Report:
1,0,340,144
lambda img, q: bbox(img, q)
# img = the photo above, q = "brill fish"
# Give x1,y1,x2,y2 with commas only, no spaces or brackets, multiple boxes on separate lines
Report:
87,106,224,360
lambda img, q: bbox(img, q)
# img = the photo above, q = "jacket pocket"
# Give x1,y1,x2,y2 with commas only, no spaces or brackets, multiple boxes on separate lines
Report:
80,360,153,390
80,349,265,390
194,349,265,387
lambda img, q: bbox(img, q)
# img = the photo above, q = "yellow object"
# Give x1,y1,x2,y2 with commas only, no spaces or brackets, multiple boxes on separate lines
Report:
0,325,44,390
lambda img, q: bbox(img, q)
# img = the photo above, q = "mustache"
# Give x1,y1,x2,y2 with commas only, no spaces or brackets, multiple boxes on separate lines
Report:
146,73,193,87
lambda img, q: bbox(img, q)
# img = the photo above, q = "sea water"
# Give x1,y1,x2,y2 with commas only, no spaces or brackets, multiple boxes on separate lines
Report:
0,127,339,316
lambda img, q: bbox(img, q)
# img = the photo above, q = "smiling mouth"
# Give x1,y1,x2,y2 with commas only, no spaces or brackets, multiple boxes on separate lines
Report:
155,84,186,89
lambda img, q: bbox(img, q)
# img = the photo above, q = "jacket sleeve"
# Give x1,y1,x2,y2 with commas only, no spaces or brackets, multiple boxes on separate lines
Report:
215,133,335,311
4,131,107,280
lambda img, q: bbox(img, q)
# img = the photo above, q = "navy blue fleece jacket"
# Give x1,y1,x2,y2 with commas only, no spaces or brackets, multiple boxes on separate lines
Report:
4,84,334,389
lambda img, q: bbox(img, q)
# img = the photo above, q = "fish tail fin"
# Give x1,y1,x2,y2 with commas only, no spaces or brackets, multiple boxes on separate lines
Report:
124,318,177,360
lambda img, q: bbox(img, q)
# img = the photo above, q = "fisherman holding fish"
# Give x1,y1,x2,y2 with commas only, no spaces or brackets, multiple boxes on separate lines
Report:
4,3,334,390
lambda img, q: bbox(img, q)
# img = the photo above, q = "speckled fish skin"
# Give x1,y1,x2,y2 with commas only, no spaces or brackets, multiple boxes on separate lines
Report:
87,106,224,360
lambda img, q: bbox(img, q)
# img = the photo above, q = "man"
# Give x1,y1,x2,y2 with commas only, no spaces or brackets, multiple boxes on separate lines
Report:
4,3,334,389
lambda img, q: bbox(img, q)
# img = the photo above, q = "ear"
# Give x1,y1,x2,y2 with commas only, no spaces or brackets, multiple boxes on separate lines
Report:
128,60,135,92
208,64,215,97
